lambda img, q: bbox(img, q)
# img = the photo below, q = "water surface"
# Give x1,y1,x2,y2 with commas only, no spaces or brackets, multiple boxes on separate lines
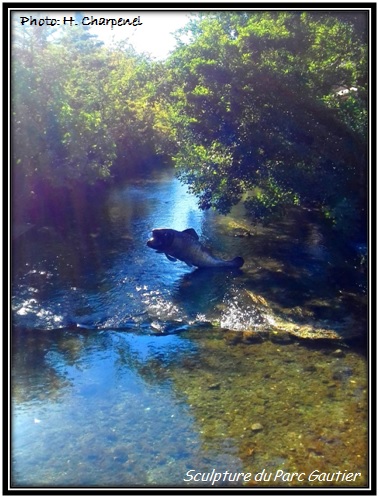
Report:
11,168,368,488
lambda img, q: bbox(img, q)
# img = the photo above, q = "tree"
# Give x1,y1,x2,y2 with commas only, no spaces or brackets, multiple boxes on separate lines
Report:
166,11,368,236
11,21,175,223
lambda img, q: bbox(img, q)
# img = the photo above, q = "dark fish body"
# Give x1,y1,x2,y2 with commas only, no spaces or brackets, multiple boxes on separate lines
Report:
147,228,244,269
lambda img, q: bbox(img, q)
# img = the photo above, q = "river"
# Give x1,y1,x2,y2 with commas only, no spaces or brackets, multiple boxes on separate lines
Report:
11,167,368,488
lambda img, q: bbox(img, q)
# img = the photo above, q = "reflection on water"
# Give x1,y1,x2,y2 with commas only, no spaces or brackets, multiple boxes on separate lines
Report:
12,329,244,487
11,168,367,488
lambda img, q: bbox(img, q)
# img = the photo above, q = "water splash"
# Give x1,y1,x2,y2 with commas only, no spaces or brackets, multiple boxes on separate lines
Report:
219,287,270,332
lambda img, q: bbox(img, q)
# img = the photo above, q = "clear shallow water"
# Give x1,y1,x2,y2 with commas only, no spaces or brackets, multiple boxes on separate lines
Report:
11,168,368,488
12,330,244,487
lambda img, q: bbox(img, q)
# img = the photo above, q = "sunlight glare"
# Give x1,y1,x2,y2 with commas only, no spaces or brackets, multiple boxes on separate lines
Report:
88,11,192,60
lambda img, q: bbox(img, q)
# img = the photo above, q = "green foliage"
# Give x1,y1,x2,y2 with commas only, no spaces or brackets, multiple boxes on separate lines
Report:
166,11,368,235
12,23,116,189
12,11,368,239
175,141,242,213
12,22,173,208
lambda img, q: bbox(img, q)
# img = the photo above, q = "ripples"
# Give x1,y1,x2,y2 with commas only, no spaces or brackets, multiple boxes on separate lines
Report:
220,300,266,332
11,171,368,488
13,295,66,329
142,289,183,321
219,287,269,332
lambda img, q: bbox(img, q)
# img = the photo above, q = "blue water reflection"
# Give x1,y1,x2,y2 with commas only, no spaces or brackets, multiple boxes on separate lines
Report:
12,171,245,487
12,168,367,487
12,329,243,487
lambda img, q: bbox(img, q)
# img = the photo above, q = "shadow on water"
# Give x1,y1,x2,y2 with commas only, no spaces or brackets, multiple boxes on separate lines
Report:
11,167,368,487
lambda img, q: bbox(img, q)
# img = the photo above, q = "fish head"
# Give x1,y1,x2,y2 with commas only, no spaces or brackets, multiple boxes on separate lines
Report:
146,228,175,251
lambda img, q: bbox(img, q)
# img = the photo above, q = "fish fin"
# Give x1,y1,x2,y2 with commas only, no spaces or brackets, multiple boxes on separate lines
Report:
165,253,177,262
182,228,199,240
184,261,194,267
